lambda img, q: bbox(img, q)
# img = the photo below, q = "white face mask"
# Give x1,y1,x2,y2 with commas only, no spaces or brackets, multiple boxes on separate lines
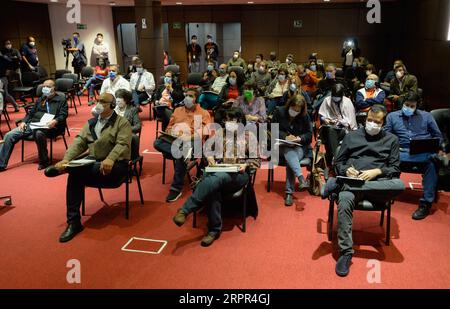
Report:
233,53,239,59
116,98,126,109
396,71,404,79
184,96,195,109
136,67,144,74
365,121,382,136
29,42,35,47
289,83,297,92
288,108,300,118
225,121,239,132
93,103,105,115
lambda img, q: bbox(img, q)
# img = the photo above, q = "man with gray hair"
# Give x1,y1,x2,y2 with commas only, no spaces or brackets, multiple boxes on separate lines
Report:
355,74,386,111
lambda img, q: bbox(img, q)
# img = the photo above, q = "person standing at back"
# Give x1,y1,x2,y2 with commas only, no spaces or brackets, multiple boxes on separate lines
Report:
187,35,202,73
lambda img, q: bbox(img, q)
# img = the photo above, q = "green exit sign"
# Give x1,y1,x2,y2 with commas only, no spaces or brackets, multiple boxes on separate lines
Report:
76,23,87,30
293,20,303,28
173,22,182,30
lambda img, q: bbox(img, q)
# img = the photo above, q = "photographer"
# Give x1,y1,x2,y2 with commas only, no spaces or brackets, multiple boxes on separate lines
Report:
341,39,360,74
66,32,87,77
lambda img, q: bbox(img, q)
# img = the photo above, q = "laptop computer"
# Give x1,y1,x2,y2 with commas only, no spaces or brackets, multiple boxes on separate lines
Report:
409,138,441,155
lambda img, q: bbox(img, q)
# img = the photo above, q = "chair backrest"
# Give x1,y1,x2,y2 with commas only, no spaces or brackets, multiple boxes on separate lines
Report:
62,73,79,83
37,66,48,79
21,72,41,87
187,73,203,86
81,66,94,78
36,84,44,97
165,64,180,75
55,69,72,80
55,78,74,92
228,66,244,76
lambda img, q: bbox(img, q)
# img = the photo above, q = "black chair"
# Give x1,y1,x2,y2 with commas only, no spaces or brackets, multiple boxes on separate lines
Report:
165,64,180,75
327,192,393,245
21,125,68,163
81,139,144,220
62,73,82,106
228,66,244,77
12,71,40,103
0,102,12,139
193,169,258,233
56,78,77,114
37,66,48,84
54,69,72,80
187,73,203,87
267,152,313,193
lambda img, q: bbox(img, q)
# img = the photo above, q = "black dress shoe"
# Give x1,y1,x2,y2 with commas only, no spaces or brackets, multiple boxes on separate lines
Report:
59,223,84,243
336,254,352,277
45,166,63,177
412,203,431,220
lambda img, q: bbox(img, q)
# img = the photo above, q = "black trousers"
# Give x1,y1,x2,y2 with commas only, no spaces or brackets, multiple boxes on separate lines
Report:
66,160,129,224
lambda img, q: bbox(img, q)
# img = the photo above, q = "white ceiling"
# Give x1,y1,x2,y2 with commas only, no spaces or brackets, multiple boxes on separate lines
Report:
16,0,375,7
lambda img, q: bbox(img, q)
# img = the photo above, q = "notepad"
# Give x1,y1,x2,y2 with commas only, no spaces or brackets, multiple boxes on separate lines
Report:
336,176,365,186
275,138,302,147
205,164,241,173
63,158,96,168
29,113,55,130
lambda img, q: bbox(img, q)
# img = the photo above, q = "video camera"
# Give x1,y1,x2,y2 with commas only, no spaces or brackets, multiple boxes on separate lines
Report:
61,38,72,49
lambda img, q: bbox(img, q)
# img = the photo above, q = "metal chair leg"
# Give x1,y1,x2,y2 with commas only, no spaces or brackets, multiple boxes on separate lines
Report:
125,176,129,220
327,195,335,241
50,137,53,163
21,139,24,162
242,188,247,233
62,134,68,149
386,203,391,246
193,211,197,228
134,164,144,204
380,209,385,227
82,187,86,216
162,157,166,184
98,188,104,202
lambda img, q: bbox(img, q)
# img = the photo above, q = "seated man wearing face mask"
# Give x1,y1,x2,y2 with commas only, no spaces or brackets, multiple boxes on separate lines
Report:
280,54,297,72
210,64,228,94
355,74,386,112
328,104,405,277
48,93,132,242
0,79,68,171
319,83,357,166
317,64,350,97
385,92,443,220
129,58,155,107
388,63,418,109
227,50,246,70
249,61,271,96
154,88,212,203
100,64,131,97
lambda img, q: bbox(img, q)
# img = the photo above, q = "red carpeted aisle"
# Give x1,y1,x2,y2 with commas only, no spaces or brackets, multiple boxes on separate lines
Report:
0,98,449,289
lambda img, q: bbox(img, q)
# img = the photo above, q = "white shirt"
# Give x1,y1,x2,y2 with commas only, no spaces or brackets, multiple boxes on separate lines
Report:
211,75,228,93
130,70,156,98
100,76,131,97
319,96,357,131
92,41,110,60
345,50,353,66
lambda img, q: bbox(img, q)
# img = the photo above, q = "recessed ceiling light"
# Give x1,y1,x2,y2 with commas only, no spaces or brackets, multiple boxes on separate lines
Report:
50,0,58,2
247,1,254,3
109,1,116,5
176,2,183,4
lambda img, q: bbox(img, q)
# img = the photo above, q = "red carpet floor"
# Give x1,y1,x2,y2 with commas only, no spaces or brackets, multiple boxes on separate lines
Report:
0,98,449,289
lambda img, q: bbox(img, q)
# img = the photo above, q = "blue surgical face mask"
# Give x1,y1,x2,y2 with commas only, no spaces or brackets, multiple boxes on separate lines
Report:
310,65,317,72
42,86,52,96
402,105,415,117
326,72,333,79
365,79,376,89
289,83,297,92
219,68,226,75
278,75,286,82
73,37,79,44
109,71,117,79
207,65,213,71
229,78,236,86
164,76,172,84
184,96,195,109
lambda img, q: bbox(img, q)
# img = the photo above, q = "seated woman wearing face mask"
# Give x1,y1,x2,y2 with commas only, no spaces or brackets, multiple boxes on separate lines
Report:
281,77,313,118
172,107,260,247
319,83,357,166
265,68,290,115
272,95,312,206
114,89,142,159
218,70,244,105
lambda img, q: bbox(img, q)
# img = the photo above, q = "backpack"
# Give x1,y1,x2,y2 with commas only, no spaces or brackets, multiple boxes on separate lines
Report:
308,149,327,196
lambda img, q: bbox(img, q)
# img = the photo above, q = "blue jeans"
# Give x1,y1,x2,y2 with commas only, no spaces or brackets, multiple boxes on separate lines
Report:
84,76,102,98
280,145,304,194
181,172,249,234
153,138,187,192
0,127,32,168
400,151,438,204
